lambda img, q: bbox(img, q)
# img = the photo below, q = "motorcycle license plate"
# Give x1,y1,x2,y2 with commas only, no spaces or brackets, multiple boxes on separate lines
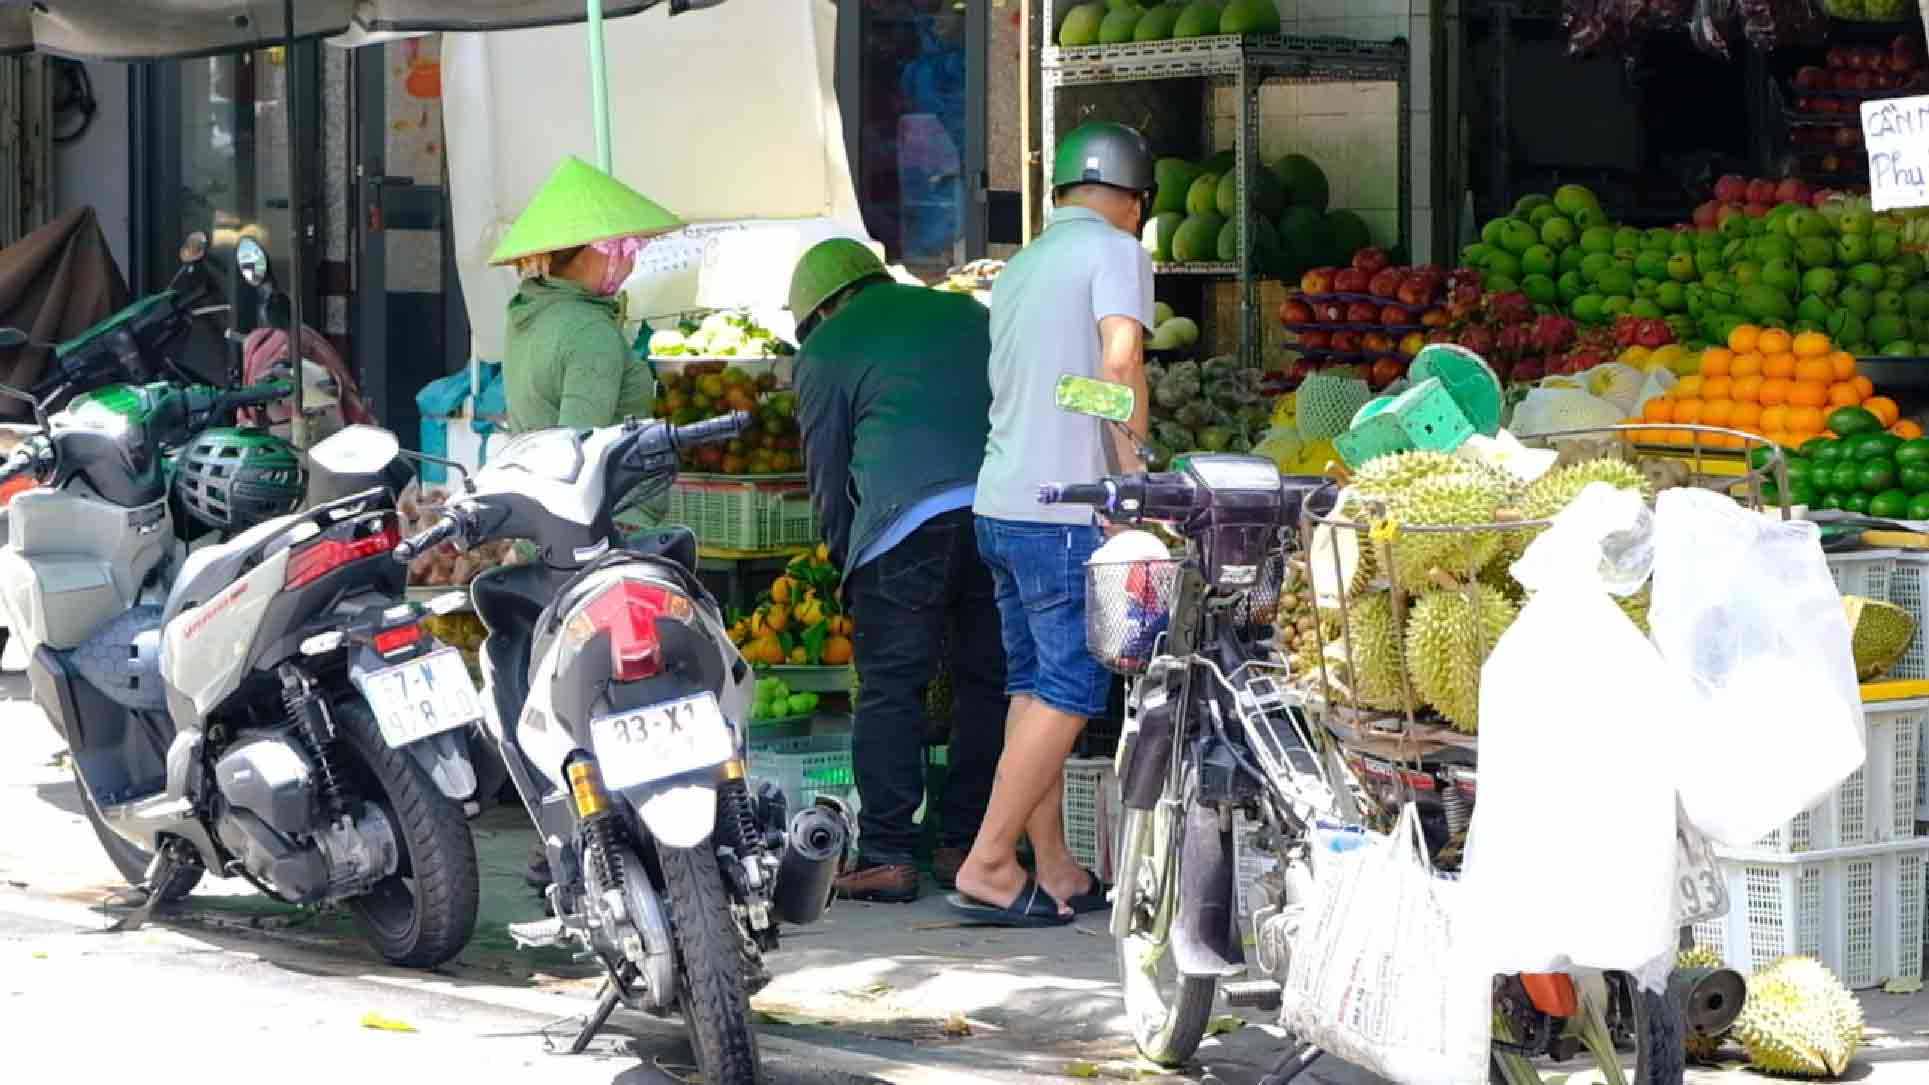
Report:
361,648,485,748
590,694,733,790
1676,815,1729,925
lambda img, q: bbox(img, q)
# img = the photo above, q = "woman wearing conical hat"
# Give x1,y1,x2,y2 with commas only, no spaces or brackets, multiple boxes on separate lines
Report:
492,156,682,432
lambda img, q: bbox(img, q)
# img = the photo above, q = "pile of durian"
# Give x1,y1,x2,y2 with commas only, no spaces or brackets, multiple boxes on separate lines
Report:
1680,945,1865,1077
1303,449,1654,733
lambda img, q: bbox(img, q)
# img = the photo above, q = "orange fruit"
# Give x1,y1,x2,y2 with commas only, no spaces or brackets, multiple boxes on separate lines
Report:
1829,351,1857,381
1725,433,1750,450
1673,400,1704,425
1675,375,1705,398
1758,378,1792,407
1853,375,1875,399
1701,399,1736,427
1728,325,1762,353
1893,420,1926,440
1788,381,1828,408
1731,374,1764,403
1729,402,1762,429
1786,405,1824,434
1758,405,1790,433
1732,352,1767,379
1643,397,1675,423
1792,330,1831,357
1826,382,1862,408
1761,352,1796,379
1756,328,1793,355
1865,396,1901,427
1794,357,1833,383
1700,376,1733,400
1699,348,1734,378
1764,429,1793,449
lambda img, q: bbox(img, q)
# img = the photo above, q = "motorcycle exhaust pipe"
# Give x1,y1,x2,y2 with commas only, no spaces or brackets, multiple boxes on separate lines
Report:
771,803,849,927
1671,965,1747,1040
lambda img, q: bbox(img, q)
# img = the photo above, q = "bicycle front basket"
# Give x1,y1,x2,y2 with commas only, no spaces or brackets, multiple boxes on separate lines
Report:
1085,558,1181,675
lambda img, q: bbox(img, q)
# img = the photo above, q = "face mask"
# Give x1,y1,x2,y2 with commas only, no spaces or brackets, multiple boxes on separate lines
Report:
590,236,646,296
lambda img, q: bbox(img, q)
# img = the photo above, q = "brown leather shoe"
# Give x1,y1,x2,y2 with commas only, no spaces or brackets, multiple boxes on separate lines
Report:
932,847,967,890
833,862,920,903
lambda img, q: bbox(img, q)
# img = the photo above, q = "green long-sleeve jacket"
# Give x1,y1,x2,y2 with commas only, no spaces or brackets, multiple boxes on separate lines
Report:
504,277,653,432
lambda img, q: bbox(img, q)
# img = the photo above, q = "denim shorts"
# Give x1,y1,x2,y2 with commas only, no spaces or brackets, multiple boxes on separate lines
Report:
974,516,1111,719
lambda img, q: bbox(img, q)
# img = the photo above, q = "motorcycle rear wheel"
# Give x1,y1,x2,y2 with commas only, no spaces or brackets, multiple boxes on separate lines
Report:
334,698,479,968
1115,804,1216,1068
658,842,766,1085
1491,979,1684,1085
74,764,202,903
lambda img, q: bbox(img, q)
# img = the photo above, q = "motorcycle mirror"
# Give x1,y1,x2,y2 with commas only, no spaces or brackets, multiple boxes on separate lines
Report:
396,447,474,491
235,237,271,288
0,381,48,429
1055,374,1135,424
308,424,399,477
179,232,210,264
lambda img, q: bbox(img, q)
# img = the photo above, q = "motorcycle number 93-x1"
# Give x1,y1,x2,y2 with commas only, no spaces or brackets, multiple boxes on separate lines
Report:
394,411,853,1085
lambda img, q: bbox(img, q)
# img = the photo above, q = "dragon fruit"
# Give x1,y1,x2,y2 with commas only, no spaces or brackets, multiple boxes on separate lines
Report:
1529,314,1578,353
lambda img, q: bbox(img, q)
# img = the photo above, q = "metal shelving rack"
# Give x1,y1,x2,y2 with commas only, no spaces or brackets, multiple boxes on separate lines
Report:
1040,22,1410,368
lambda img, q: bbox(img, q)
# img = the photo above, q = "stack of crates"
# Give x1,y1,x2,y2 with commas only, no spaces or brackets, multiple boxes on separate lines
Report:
1062,758,1123,884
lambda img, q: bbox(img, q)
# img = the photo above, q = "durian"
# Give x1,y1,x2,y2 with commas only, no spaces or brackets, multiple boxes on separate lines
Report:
1404,584,1518,732
1380,473,1508,591
1842,595,1915,681
1677,944,1730,1062
1732,956,1863,1078
1617,585,1652,636
1511,457,1653,558
1348,450,1469,494
1338,591,1408,712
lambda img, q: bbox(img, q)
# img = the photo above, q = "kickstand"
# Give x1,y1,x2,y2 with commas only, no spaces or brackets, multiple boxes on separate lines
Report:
103,848,184,933
568,979,622,1054
1257,1043,1324,1085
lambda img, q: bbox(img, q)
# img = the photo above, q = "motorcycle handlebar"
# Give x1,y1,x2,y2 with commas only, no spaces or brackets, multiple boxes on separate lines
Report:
1037,482,1113,508
395,517,458,564
669,411,751,451
219,383,290,412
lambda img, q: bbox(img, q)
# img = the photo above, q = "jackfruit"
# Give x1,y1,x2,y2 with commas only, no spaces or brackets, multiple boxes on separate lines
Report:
1678,944,1730,1063
1405,584,1517,732
1842,595,1915,681
1732,956,1863,1078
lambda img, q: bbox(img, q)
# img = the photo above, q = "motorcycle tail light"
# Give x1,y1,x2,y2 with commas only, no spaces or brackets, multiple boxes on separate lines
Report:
373,623,422,656
0,474,35,507
563,578,694,683
285,514,400,589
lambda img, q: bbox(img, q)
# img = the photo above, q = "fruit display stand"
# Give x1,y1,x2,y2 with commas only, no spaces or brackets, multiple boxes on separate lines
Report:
1040,18,1410,369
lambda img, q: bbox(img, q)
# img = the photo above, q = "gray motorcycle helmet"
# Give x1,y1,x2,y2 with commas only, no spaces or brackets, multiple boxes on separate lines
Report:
1051,121,1156,196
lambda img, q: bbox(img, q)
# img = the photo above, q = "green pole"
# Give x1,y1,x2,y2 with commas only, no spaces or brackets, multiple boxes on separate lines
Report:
588,0,612,172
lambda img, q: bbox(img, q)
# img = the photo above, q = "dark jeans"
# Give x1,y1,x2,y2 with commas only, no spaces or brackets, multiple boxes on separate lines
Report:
845,507,1008,866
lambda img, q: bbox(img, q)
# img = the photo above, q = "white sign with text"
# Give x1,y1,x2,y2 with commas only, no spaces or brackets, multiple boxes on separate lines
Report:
1862,95,1929,212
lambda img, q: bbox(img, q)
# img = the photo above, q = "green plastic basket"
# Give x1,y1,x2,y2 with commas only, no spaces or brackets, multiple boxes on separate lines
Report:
667,473,818,551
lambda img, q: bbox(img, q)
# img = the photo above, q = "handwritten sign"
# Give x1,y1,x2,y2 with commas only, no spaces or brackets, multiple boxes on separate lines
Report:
1862,96,1929,212
633,222,750,281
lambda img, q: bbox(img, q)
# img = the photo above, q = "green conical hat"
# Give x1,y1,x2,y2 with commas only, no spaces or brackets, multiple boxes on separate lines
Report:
489,156,683,266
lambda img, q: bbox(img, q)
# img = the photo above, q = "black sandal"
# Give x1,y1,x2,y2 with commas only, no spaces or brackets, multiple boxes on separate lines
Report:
1066,869,1109,914
946,876,1073,928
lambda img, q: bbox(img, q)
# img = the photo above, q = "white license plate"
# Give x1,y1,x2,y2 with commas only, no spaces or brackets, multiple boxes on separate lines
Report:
361,648,485,748
1676,814,1729,925
591,694,734,790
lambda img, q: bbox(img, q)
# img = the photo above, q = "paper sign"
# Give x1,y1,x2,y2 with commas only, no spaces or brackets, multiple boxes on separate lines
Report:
1861,95,1929,212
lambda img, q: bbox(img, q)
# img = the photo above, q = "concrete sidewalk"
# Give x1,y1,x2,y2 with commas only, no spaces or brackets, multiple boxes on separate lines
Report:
4,672,1928,1083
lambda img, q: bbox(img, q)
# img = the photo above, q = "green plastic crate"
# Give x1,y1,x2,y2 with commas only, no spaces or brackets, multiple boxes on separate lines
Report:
746,733,858,815
667,473,818,552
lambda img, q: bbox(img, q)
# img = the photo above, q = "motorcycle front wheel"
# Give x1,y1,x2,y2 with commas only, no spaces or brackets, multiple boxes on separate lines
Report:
658,841,764,1084
334,698,480,968
1114,803,1216,1068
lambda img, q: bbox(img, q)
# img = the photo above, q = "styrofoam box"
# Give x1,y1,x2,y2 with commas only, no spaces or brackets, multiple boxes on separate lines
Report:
1063,757,1123,884
1755,697,1922,853
1691,839,1928,990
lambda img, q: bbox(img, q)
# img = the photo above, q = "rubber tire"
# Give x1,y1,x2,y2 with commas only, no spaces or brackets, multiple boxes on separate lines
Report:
1488,982,1685,1085
658,842,765,1085
74,764,202,903
1114,805,1216,1068
334,698,480,969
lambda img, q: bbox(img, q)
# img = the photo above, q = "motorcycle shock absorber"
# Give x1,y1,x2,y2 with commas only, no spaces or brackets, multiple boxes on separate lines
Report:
1440,778,1472,836
566,753,627,895
278,664,346,818
717,772,761,856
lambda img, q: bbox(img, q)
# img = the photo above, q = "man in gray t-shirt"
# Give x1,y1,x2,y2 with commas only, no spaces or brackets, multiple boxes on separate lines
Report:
951,122,1156,927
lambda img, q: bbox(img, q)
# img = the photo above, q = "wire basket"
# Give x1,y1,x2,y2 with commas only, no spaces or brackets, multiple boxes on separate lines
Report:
1085,558,1182,675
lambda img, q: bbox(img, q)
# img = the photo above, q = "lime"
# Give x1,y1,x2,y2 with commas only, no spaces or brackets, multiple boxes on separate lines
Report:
1870,489,1912,519
1831,461,1864,493
1845,492,1873,514
1788,479,1819,507
1896,438,1929,466
1784,457,1814,484
1849,432,1904,461
1902,462,1929,493
1805,437,1844,464
1859,458,1898,494
1910,493,1929,520
1827,406,1883,438
1817,491,1846,511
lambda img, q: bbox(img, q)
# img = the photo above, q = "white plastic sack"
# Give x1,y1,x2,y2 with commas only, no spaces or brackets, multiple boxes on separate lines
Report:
1464,485,1681,982
1279,805,1490,1085
1649,489,1866,847
1509,386,1627,438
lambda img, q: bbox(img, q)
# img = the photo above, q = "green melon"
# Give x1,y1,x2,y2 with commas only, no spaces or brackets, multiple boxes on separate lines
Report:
1171,212,1225,264
1185,172,1221,218
1279,206,1337,268
1219,0,1281,35
1171,0,1221,38
1098,4,1144,43
1326,209,1372,262
1273,153,1330,213
1150,211,1184,261
1057,1,1108,46
1134,3,1182,40
1153,157,1203,215
1199,149,1236,176
1214,168,1288,219
1218,216,1280,263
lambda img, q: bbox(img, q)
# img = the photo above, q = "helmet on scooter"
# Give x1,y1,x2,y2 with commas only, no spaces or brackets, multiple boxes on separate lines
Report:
173,427,306,532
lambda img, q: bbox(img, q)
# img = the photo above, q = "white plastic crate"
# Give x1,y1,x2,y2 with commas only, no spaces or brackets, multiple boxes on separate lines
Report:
1828,550,1928,680
1690,839,1928,990
1063,757,1122,884
1754,697,1922,853
747,733,861,823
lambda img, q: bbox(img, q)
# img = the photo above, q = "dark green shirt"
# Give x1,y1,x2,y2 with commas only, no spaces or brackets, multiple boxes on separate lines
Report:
503,277,653,432
795,282,993,569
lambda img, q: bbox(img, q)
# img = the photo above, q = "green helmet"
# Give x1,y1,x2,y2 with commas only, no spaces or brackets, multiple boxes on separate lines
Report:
1052,122,1155,194
174,427,306,532
787,238,888,338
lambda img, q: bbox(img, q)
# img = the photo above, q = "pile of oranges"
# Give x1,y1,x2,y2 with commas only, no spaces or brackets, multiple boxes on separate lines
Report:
1631,325,1921,449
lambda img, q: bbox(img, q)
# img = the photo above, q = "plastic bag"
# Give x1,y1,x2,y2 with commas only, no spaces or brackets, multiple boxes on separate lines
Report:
1464,485,1682,982
1509,386,1627,438
1648,488,1865,847
1279,804,1490,1085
